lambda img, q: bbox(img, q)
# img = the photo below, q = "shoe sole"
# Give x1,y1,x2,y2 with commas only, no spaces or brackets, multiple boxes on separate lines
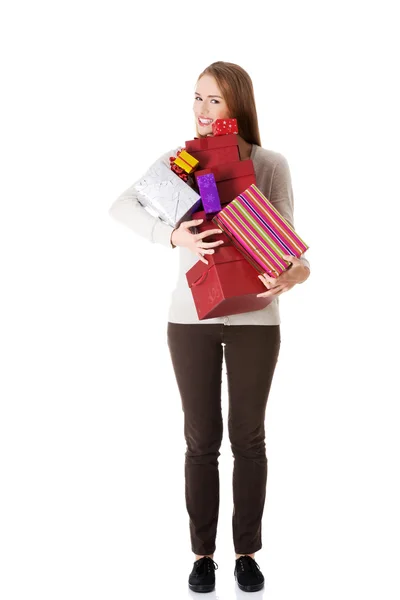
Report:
234,573,264,592
188,582,215,593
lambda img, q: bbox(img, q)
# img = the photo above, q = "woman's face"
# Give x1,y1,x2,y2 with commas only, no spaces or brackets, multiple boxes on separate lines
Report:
193,74,230,136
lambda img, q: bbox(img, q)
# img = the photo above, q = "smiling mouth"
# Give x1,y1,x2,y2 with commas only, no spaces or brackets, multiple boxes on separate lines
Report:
198,117,213,126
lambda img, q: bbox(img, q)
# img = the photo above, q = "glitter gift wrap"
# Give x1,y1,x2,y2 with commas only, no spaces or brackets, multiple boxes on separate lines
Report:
195,159,256,206
133,159,201,227
173,149,199,174
195,171,222,216
212,184,309,277
186,245,274,320
191,210,231,244
184,134,239,168
212,118,239,136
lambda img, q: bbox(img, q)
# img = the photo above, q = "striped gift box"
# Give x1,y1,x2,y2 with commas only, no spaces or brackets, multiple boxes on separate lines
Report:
212,184,309,277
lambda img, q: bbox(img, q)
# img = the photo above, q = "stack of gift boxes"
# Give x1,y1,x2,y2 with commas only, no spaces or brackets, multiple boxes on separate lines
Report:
133,118,309,320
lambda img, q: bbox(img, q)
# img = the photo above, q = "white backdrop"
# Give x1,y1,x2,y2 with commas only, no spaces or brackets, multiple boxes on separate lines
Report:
1,1,399,599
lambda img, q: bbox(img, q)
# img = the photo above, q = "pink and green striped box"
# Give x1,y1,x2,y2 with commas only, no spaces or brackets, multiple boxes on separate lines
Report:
212,184,309,278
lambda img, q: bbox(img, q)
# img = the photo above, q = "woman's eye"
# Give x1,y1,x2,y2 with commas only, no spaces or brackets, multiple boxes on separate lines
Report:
195,96,220,104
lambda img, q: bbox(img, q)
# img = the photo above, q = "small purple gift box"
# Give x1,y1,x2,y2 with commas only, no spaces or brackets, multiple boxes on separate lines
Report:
195,170,222,220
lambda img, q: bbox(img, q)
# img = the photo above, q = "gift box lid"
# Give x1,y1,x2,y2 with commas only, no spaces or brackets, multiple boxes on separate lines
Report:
194,159,254,185
178,149,199,168
185,134,239,153
186,245,245,289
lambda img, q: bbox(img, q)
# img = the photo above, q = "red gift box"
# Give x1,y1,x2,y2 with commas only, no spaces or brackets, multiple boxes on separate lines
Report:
210,215,264,274
212,118,239,136
191,210,231,244
195,160,256,206
184,134,239,168
186,245,274,320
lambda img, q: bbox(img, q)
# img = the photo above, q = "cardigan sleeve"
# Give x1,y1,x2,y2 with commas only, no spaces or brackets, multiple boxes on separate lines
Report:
108,146,183,248
269,153,310,273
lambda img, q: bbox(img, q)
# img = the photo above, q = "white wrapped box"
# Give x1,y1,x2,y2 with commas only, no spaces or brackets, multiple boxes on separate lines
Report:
133,159,201,227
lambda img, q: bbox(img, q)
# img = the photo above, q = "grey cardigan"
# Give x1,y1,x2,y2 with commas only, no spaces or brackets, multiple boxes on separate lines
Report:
109,143,310,326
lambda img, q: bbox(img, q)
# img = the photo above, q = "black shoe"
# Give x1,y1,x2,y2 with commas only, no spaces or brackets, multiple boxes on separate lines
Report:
188,556,218,593
234,555,265,592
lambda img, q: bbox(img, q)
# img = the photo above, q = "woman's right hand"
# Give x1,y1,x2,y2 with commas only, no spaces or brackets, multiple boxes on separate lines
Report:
171,219,224,265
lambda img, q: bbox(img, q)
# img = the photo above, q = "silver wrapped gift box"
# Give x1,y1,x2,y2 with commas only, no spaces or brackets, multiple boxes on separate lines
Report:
133,159,201,228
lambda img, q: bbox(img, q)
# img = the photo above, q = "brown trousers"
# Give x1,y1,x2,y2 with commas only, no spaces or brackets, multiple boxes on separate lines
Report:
166,322,281,555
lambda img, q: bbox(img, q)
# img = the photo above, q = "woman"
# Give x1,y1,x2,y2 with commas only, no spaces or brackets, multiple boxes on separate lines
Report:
109,61,310,594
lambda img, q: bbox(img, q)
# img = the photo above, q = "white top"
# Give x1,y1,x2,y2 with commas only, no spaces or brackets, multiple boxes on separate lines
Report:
109,143,310,326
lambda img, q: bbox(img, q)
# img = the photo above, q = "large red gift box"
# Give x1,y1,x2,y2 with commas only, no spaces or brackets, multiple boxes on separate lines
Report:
194,160,256,206
186,245,274,320
184,134,239,168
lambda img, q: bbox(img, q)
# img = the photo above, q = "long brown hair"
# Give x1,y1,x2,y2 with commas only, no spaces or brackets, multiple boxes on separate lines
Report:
195,61,262,147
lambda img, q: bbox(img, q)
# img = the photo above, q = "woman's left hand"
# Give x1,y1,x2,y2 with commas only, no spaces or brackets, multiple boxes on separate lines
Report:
256,254,310,298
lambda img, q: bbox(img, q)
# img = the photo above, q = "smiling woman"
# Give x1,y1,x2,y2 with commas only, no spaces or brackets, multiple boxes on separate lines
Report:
109,60,311,594
193,78,228,133
192,66,260,161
